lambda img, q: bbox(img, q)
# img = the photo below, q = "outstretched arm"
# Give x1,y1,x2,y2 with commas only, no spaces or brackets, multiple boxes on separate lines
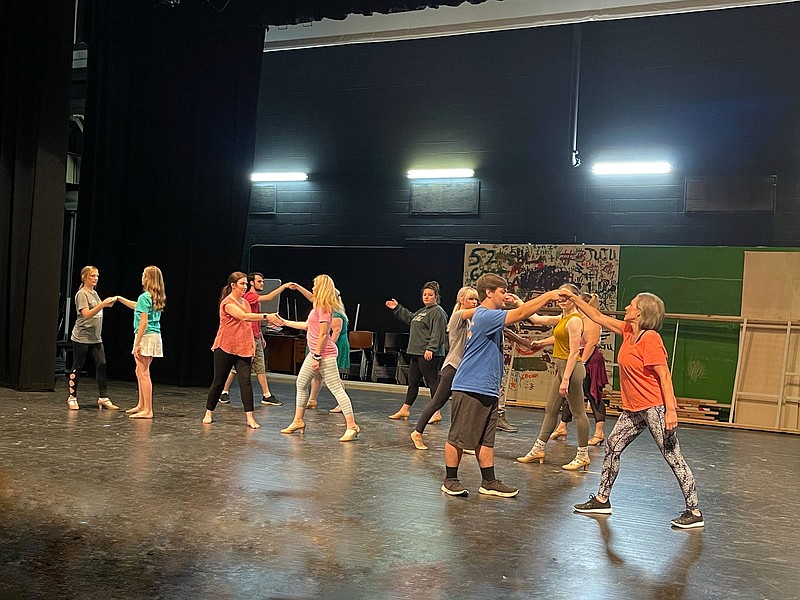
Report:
562,291,623,335
532,336,555,352
258,282,292,302
504,289,562,325
530,314,559,326
503,328,535,352
386,299,412,325
83,296,116,318
280,318,309,330
290,283,314,303
455,307,478,321
224,302,280,324
506,293,559,326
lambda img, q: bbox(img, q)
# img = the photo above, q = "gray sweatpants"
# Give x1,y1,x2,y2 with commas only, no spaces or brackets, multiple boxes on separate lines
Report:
536,357,589,447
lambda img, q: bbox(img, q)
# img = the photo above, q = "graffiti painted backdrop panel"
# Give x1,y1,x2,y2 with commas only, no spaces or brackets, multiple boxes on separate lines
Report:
463,244,620,405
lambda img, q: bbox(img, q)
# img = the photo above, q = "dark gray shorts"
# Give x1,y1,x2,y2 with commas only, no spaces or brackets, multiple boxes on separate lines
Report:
447,391,499,449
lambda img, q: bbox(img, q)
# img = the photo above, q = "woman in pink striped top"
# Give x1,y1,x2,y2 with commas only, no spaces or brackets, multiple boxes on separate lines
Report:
279,274,360,442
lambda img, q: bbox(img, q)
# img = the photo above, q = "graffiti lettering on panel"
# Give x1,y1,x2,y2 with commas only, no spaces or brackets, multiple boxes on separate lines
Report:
464,244,620,405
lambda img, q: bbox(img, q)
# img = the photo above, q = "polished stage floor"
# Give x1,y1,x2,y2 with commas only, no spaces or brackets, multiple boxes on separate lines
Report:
1,377,798,599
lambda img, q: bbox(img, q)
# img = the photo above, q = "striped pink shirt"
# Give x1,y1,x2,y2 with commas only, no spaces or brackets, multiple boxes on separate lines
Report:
306,307,338,358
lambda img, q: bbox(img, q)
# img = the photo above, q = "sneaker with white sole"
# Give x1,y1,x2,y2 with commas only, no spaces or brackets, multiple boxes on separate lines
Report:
478,479,519,497
260,395,282,406
671,509,704,529
441,478,469,497
573,494,612,514
218,391,230,404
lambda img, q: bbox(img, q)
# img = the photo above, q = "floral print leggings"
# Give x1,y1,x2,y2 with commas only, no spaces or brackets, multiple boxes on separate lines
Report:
598,405,699,509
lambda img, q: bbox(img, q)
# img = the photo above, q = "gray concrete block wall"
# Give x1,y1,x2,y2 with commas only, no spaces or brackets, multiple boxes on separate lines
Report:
246,4,800,250
246,177,799,248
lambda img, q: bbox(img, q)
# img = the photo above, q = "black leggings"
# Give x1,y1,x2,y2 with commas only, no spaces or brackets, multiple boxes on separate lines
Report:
561,370,607,425
69,341,107,398
206,348,253,412
404,354,443,406
415,364,456,434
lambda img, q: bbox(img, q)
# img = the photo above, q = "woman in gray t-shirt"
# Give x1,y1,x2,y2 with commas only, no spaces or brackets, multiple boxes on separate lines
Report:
68,266,117,410
410,286,479,450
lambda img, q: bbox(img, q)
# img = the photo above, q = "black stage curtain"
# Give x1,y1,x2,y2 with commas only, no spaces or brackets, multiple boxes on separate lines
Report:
0,1,72,391
76,2,265,386
264,0,500,26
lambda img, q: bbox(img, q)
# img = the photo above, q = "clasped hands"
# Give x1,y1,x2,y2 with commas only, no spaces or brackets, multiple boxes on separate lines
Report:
264,313,284,326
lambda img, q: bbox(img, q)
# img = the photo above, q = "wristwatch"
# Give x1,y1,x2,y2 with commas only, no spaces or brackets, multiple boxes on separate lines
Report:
312,354,322,361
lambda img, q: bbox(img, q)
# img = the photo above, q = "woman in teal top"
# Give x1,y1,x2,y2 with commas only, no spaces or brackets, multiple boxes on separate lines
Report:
118,266,166,419
332,310,351,370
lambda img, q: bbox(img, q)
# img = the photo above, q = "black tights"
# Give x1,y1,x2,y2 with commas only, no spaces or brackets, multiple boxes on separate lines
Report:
206,349,253,412
69,341,107,398
404,354,443,406
415,364,456,434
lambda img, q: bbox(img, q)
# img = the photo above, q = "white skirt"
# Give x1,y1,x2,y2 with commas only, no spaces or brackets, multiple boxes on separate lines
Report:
134,333,164,357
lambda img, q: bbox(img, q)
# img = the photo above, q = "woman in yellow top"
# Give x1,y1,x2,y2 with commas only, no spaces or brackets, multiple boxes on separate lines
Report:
516,284,591,470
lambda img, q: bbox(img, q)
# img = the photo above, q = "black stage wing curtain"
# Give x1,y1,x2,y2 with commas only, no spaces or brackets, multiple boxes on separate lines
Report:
0,1,72,391
77,2,265,386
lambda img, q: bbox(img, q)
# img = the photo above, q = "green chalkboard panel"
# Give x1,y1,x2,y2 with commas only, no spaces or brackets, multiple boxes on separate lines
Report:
617,246,800,413
658,320,740,414
617,246,745,315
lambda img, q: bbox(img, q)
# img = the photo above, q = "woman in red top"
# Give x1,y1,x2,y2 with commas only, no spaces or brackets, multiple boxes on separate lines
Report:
564,290,704,529
202,272,280,429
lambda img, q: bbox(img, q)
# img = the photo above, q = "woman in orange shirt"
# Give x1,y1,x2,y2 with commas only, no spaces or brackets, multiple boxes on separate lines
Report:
565,290,703,529
202,272,281,429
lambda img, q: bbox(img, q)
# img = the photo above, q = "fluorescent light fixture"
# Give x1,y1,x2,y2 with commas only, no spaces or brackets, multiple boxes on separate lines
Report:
407,168,474,179
250,172,308,182
591,161,672,175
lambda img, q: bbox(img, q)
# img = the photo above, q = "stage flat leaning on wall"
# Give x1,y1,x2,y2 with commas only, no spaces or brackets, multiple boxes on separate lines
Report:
736,251,800,430
463,244,619,405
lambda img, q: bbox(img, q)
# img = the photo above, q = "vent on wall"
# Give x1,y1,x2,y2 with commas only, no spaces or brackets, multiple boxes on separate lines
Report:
685,176,776,213
249,184,277,215
409,180,480,215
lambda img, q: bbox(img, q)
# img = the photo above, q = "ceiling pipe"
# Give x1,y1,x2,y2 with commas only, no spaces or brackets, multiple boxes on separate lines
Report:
569,23,582,168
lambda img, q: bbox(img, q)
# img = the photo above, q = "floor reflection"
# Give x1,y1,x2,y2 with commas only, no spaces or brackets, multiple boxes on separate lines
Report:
0,379,796,599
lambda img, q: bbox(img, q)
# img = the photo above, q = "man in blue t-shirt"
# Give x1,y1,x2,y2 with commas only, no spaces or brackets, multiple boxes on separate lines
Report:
442,274,561,498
